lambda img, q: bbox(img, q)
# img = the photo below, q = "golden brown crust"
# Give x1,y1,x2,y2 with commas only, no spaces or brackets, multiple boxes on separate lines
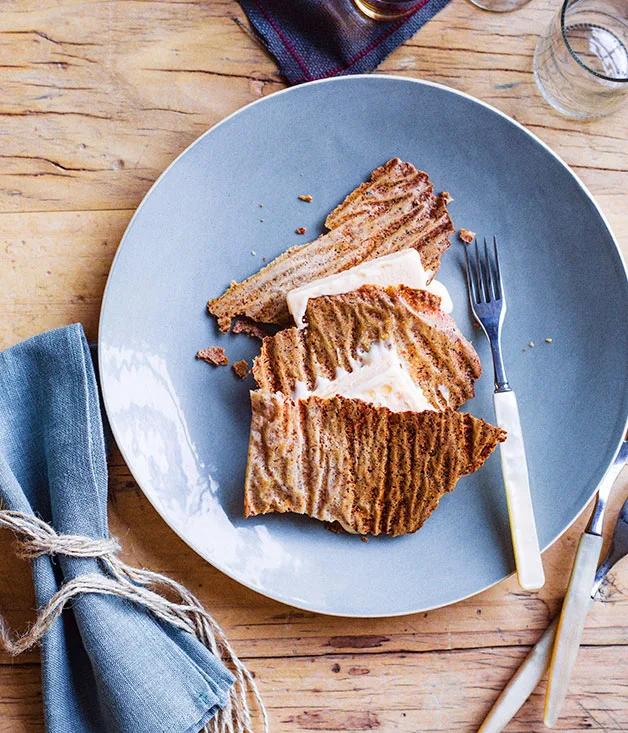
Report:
196,347,228,366
252,284,481,411
207,159,454,332
244,392,506,536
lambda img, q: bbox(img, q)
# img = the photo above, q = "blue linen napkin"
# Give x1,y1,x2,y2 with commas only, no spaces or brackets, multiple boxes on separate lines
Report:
237,0,451,84
0,325,234,733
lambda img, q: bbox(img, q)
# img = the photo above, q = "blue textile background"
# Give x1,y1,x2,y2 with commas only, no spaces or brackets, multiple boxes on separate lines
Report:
237,0,452,84
0,325,233,733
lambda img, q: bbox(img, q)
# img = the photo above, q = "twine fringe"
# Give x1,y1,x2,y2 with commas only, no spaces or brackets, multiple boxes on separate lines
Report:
0,510,268,733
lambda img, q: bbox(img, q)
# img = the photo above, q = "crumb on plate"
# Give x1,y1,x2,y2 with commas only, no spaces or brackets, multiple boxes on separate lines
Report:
459,228,475,243
295,226,307,235
545,337,552,343
298,194,313,202
529,341,535,348
441,191,453,204
196,347,228,367
232,359,249,379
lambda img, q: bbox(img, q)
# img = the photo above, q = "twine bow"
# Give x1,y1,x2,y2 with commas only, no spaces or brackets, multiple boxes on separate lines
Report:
0,510,268,733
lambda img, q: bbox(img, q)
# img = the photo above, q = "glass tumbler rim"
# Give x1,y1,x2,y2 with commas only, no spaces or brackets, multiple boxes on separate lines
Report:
560,0,628,83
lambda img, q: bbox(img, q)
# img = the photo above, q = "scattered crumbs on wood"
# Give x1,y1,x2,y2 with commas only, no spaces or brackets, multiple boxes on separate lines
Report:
441,191,453,203
196,347,228,366
250,250,256,256
529,341,535,348
331,663,340,673
545,337,553,343
232,359,249,379
295,226,306,235
459,228,475,243
298,194,313,202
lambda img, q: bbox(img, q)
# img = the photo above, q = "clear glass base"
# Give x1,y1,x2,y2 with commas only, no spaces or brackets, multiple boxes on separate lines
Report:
533,30,628,119
353,0,420,21
466,0,531,12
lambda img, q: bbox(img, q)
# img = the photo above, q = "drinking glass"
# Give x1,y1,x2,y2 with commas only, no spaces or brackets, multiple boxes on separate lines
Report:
534,0,628,119
353,0,425,21
467,0,531,13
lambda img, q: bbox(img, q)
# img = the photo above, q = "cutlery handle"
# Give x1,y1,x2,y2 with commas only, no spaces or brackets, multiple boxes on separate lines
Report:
477,597,597,733
544,531,603,727
493,390,545,590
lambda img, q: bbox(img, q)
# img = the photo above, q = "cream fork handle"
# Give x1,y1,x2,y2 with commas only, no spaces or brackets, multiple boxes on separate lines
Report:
493,390,545,591
478,596,597,733
544,531,603,726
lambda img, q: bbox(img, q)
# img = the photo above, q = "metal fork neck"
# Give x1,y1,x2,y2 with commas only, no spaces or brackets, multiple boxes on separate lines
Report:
489,339,511,393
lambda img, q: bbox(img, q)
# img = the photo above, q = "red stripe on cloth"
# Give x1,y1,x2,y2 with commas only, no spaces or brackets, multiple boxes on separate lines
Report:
252,0,315,82
322,0,432,78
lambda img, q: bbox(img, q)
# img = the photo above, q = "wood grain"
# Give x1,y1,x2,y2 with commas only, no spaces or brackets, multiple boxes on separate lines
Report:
1,0,627,730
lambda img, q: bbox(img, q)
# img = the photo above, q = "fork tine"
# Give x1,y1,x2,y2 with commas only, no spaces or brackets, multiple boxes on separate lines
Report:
463,241,479,304
475,238,486,303
493,235,503,300
483,237,494,302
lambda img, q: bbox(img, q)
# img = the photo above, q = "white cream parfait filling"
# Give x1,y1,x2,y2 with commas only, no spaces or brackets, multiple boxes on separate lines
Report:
286,248,453,329
292,341,436,413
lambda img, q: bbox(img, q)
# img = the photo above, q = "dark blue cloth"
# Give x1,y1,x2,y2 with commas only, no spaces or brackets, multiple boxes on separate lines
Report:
0,325,234,733
237,0,451,84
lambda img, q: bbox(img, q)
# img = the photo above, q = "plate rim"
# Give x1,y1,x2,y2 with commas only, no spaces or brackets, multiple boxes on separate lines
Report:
99,74,628,617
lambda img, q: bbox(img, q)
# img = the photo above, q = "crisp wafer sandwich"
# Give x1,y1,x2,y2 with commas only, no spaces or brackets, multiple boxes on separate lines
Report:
208,160,506,536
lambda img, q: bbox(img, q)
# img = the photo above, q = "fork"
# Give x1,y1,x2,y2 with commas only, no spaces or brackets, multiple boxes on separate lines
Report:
464,237,545,591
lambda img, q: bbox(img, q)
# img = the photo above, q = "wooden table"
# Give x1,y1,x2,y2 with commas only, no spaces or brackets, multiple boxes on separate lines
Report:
1,1,627,730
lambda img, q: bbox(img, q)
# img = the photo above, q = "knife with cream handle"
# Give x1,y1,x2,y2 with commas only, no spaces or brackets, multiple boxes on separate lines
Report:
544,438,628,726
478,439,628,733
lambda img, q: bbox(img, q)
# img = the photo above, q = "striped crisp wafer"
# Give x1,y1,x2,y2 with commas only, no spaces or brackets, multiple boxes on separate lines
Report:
244,392,506,537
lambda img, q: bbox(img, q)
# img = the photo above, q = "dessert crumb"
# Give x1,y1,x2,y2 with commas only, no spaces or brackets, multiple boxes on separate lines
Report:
259,203,263,208
196,347,228,367
295,226,307,235
230,280,238,287
251,250,256,256
473,321,481,328
529,341,535,348
298,194,313,202
360,535,368,543
232,360,249,379
232,317,269,340
545,337,553,343
459,228,475,243
260,218,264,222
441,191,453,204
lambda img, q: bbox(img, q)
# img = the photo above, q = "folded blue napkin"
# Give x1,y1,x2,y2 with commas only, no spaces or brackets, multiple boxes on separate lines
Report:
237,0,451,84
0,325,234,733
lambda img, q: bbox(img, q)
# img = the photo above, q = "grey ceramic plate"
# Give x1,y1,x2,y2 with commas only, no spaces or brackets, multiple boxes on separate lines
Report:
99,76,628,617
